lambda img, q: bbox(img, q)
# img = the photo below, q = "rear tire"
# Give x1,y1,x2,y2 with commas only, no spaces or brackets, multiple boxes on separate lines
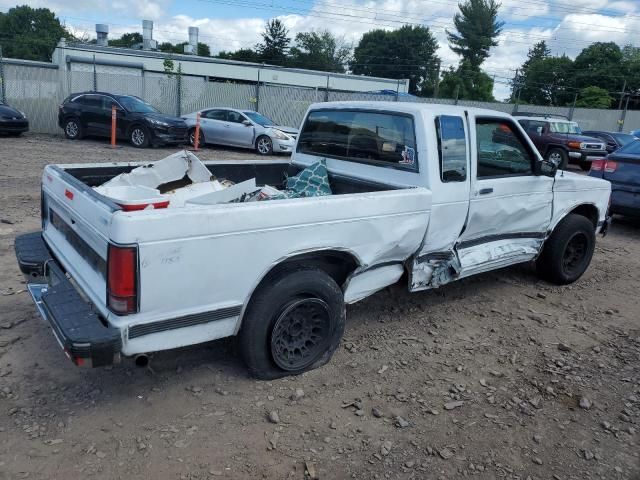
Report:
536,214,596,285
188,128,205,147
130,125,150,148
546,148,568,170
238,267,345,380
64,118,82,140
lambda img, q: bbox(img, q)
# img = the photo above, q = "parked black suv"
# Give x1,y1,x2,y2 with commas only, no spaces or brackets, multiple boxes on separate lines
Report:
58,92,188,148
0,100,29,136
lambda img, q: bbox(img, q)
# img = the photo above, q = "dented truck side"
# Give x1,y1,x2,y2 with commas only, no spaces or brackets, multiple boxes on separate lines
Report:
15,101,611,377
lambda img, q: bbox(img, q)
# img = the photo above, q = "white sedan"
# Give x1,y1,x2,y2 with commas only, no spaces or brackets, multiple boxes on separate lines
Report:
182,108,298,155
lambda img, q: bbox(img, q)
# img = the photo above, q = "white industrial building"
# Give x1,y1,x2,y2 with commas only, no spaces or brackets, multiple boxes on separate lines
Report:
50,20,409,93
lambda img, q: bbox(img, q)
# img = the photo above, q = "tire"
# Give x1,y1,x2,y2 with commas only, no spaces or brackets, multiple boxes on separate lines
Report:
546,148,568,170
579,160,592,171
188,128,205,147
536,214,596,285
129,125,150,148
256,135,273,155
64,118,82,140
238,267,345,380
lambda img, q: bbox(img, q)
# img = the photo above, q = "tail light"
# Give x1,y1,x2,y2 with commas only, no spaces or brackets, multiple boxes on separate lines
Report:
590,159,605,171
107,243,138,315
604,160,618,173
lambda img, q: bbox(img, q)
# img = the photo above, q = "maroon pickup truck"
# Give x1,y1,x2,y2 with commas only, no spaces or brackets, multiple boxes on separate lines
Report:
514,113,606,171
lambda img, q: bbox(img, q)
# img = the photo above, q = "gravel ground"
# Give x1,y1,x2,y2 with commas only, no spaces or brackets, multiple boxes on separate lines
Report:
0,133,638,480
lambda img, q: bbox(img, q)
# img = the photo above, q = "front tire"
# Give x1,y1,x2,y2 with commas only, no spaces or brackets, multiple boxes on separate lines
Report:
546,148,568,170
238,267,345,380
64,118,82,140
536,214,596,285
130,125,150,148
256,135,273,155
579,160,592,171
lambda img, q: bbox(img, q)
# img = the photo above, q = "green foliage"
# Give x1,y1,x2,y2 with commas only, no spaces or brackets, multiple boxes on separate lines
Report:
446,0,504,69
256,19,290,65
573,42,623,94
108,32,143,48
575,86,613,109
217,48,262,63
0,5,73,61
289,30,350,73
158,41,211,56
352,25,440,96
438,61,495,101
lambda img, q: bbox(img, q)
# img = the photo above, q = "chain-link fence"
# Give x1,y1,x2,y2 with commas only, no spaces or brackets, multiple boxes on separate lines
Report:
1,62,639,135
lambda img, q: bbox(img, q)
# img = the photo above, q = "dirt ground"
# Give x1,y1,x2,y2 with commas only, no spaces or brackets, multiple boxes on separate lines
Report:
0,133,638,480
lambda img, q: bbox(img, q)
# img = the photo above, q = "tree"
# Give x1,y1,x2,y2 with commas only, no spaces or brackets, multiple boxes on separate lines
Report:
0,5,73,61
446,0,504,69
108,32,143,48
218,48,262,63
256,19,290,65
511,40,551,102
575,86,613,109
573,42,623,94
520,55,575,106
158,41,211,56
352,25,440,96
289,30,351,73
438,60,495,101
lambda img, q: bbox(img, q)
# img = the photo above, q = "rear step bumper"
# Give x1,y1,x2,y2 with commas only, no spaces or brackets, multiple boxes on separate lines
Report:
14,232,122,367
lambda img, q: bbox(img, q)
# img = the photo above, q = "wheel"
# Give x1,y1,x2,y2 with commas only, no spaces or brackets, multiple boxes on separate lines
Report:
238,267,345,380
129,125,150,148
536,214,596,285
579,160,592,171
188,128,204,147
256,135,273,155
546,148,568,170
64,118,82,140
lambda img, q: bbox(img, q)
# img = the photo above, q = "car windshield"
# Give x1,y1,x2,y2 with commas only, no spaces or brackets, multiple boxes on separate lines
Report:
613,133,636,146
243,111,275,126
617,139,640,155
117,96,158,113
548,121,581,134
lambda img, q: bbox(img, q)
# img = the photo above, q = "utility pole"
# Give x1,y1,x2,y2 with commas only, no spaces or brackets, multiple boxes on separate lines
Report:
0,46,6,104
255,65,262,112
617,79,627,110
569,92,578,120
619,93,630,133
92,55,97,92
454,85,460,105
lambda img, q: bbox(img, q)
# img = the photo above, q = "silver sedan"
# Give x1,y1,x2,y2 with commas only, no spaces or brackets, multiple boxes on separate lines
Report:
182,108,298,155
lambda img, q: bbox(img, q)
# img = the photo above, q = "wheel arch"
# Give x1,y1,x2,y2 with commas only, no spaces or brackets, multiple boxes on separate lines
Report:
550,202,600,233
234,249,361,334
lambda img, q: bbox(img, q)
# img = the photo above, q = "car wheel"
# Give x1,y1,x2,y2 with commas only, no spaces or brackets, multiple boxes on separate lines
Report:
64,118,82,140
188,128,205,147
130,125,150,148
536,214,596,285
238,267,345,380
546,148,568,170
579,160,592,171
256,135,273,155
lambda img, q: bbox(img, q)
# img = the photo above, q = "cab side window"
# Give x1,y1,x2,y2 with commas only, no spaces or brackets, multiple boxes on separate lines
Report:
476,118,535,178
205,110,226,121
435,115,467,182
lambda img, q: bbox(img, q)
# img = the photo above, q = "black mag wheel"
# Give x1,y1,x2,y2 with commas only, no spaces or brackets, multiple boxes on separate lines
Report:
270,298,332,372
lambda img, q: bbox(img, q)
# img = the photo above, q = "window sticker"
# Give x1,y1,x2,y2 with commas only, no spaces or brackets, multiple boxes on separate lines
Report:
400,146,416,165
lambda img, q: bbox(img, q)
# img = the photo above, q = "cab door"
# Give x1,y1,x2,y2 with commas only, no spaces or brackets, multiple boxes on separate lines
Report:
455,115,554,276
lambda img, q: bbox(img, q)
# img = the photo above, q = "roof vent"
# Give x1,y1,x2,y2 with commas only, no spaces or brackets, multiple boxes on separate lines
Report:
184,26,199,55
96,24,109,47
142,20,157,50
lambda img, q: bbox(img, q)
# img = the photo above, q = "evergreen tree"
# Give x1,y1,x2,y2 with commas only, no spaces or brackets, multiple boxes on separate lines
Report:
256,19,290,66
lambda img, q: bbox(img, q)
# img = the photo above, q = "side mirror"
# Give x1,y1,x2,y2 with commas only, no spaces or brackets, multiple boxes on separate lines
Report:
242,119,252,126
538,159,557,177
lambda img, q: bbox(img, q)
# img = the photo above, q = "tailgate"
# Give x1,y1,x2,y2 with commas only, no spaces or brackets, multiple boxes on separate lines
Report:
41,165,119,315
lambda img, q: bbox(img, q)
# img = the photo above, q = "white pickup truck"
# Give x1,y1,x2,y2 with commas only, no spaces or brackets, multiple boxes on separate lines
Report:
15,101,611,379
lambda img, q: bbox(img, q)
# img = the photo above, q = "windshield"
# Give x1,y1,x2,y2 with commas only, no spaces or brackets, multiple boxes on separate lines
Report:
117,96,158,113
617,139,640,155
243,111,275,126
549,121,581,134
613,133,636,146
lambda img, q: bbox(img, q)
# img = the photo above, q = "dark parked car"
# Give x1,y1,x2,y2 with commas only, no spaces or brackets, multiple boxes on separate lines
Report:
515,113,606,170
0,100,29,136
58,92,188,148
589,139,640,217
582,130,636,154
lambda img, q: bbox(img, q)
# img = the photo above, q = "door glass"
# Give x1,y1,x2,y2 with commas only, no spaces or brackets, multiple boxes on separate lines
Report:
205,110,226,121
436,115,467,182
226,111,245,123
82,95,103,108
476,119,534,178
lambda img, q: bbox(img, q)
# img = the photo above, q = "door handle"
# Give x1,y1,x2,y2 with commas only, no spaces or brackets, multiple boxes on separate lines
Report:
479,188,494,195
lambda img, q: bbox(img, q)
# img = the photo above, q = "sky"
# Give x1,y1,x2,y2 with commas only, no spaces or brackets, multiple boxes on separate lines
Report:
2,0,639,100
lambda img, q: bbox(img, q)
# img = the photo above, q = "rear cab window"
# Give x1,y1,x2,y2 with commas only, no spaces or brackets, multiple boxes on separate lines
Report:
297,109,418,171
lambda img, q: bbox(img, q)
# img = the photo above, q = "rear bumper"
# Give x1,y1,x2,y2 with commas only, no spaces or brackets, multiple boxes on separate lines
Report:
14,232,121,367
610,187,640,216
567,150,606,163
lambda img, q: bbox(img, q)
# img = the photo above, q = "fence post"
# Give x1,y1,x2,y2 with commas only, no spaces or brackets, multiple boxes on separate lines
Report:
325,75,330,102
395,80,400,102
255,66,261,112
618,94,630,132
434,60,441,99
0,46,6,104
568,93,577,120
92,55,97,91
454,85,460,105
176,64,182,117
